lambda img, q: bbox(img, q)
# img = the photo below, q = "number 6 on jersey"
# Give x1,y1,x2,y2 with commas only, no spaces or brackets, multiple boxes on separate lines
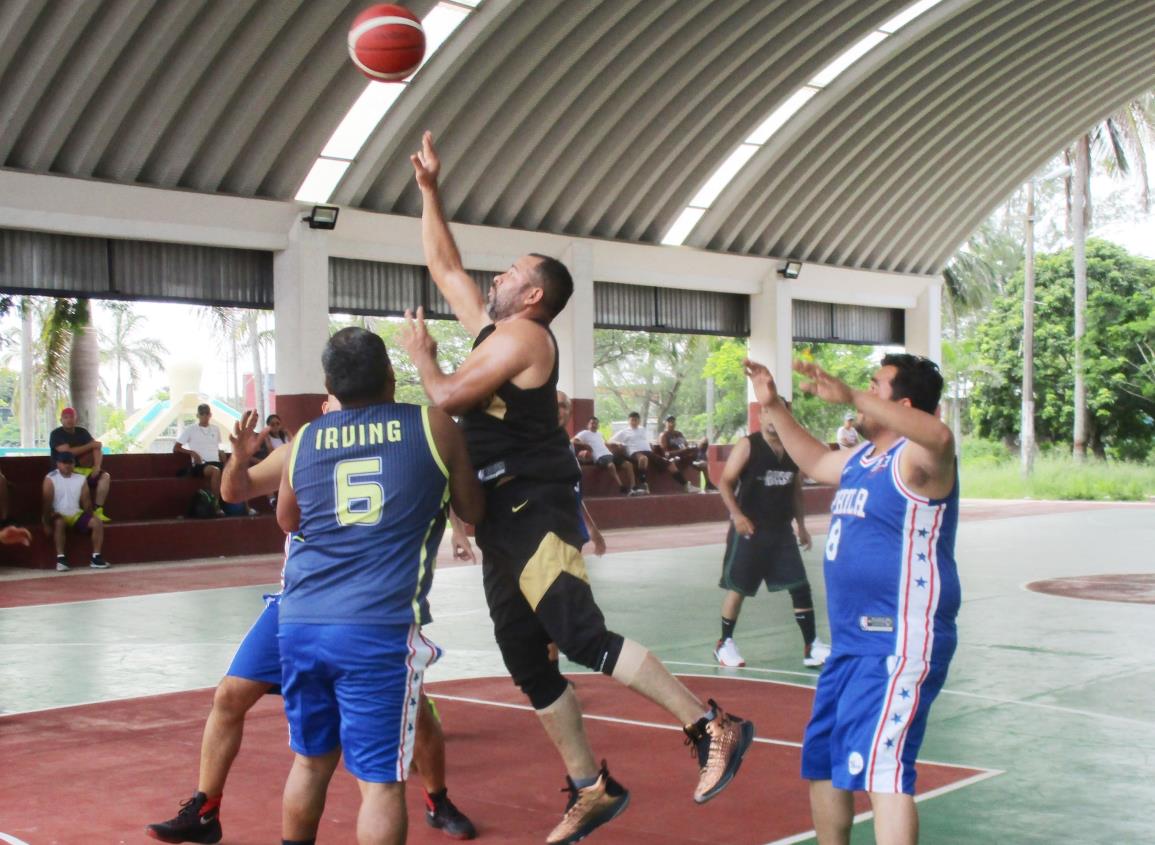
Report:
335,457,384,526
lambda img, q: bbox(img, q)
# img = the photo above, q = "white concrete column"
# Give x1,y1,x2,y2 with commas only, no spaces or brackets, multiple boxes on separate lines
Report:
555,241,596,399
274,221,331,427
905,279,943,365
747,272,792,430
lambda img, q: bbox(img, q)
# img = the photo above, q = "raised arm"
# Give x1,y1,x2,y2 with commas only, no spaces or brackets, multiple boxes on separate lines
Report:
411,131,489,337
402,307,542,416
794,360,955,499
428,407,484,525
223,410,291,501
743,359,852,486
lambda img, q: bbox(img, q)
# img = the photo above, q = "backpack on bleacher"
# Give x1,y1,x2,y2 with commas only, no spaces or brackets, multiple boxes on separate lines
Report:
187,489,217,519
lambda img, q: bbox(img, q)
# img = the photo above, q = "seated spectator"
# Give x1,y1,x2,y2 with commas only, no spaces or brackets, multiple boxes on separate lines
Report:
253,413,293,464
658,415,716,492
836,411,860,449
174,403,228,515
572,416,636,495
49,407,111,522
42,451,109,571
610,411,689,493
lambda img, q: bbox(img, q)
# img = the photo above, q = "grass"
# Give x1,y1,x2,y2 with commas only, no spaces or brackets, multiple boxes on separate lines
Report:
960,452,1155,501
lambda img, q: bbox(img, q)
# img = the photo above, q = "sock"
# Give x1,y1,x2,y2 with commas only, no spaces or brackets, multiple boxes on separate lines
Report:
56,554,66,561
721,617,736,641
673,471,687,485
424,788,447,811
638,468,647,484
794,608,816,646
572,773,599,789
201,794,222,814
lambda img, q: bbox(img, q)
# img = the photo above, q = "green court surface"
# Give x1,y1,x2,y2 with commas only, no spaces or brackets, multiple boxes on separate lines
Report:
2,502,1153,843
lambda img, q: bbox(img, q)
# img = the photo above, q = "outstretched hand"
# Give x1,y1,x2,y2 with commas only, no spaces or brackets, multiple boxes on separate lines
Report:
743,358,780,407
401,307,438,364
230,410,268,463
410,130,440,191
793,360,854,405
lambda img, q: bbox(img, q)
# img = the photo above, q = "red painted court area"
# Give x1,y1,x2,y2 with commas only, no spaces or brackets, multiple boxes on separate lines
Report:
0,675,982,844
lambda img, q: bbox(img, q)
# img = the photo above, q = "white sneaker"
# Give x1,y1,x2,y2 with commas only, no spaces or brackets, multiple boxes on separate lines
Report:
713,638,746,667
55,560,71,572
804,638,831,668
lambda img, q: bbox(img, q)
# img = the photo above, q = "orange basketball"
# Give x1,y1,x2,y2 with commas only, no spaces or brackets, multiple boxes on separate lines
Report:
347,4,425,81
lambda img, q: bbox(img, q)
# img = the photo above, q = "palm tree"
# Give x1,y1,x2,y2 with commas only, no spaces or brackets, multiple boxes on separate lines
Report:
201,306,272,419
1065,94,1154,459
102,302,167,412
42,297,101,430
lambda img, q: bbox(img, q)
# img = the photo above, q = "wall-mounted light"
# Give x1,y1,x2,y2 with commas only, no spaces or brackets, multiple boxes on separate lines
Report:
304,205,340,230
780,260,803,279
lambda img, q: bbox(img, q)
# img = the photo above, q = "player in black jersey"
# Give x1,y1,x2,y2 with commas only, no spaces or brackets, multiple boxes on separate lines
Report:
403,131,755,845
715,405,829,669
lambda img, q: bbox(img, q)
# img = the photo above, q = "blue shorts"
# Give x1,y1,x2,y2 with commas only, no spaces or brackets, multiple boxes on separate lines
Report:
801,653,950,795
279,622,438,783
226,594,283,691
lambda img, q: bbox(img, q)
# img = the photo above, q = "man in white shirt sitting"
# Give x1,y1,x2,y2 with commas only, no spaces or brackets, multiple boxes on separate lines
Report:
572,416,636,495
835,411,860,450
42,450,109,571
174,403,229,513
611,411,687,494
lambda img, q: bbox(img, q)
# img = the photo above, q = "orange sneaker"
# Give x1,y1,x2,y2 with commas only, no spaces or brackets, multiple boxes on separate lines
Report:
546,761,630,845
684,700,755,804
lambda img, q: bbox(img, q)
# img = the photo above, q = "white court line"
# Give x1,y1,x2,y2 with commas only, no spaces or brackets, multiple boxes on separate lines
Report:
0,834,32,845
667,661,1155,729
763,768,1003,845
0,582,279,611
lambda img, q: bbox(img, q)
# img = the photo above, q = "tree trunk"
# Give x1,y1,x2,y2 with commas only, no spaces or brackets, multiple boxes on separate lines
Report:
1071,135,1089,461
69,316,101,430
20,299,35,447
248,311,265,421
1021,180,1036,477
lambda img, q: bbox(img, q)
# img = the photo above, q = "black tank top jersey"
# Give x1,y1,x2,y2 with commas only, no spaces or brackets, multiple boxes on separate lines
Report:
735,433,799,530
461,321,581,485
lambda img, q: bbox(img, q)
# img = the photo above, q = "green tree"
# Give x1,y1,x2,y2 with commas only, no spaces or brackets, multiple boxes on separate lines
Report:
791,342,877,441
970,240,1155,460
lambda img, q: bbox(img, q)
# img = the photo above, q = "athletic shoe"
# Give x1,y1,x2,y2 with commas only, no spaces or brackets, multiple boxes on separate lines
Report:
94,506,111,523
684,700,755,804
146,792,222,844
546,762,630,845
425,789,477,840
629,486,647,496
713,637,745,667
89,554,110,570
55,557,70,572
804,637,831,668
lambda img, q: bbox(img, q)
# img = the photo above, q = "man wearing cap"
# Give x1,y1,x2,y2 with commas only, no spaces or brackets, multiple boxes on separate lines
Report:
42,450,109,571
49,407,112,522
836,412,860,450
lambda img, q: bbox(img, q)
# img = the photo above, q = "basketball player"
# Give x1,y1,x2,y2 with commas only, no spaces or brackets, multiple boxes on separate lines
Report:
147,401,479,844
276,328,482,845
714,403,830,669
743,354,960,845
403,131,754,845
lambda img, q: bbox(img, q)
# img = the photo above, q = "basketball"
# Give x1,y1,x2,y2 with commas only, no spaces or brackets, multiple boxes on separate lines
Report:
347,4,425,81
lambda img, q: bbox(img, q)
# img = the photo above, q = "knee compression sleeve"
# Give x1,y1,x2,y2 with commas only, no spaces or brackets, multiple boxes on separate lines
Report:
789,583,813,609
790,583,816,643
609,638,648,685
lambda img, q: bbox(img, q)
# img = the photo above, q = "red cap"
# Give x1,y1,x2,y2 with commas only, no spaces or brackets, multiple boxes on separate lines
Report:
61,407,77,417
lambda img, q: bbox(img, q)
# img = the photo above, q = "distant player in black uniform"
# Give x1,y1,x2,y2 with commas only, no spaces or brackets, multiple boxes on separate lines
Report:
403,131,754,845
714,405,829,669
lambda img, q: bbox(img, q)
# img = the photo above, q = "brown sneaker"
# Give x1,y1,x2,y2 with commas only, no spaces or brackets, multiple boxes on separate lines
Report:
684,699,755,804
546,761,630,845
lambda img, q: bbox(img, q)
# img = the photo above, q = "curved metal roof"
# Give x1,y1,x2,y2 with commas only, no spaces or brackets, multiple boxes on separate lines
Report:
2,0,1153,275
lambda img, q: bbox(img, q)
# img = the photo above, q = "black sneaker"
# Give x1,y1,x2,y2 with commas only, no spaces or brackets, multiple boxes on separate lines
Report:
146,792,222,844
89,554,110,570
425,789,477,840
55,556,70,572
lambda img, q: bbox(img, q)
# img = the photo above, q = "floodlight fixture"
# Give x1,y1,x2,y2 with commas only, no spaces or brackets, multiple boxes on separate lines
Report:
780,260,803,279
304,205,340,230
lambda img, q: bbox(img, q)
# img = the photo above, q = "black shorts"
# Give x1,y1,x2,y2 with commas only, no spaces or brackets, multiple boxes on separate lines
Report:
189,461,223,478
475,479,613,678
719,524,807,595
594,454,620,468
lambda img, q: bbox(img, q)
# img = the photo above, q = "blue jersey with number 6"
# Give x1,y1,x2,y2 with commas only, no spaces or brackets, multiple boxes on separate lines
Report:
824,438,960,663
280,403,449,627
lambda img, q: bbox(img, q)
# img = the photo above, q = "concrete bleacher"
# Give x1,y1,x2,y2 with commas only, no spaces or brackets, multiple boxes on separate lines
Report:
0,453,282,570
